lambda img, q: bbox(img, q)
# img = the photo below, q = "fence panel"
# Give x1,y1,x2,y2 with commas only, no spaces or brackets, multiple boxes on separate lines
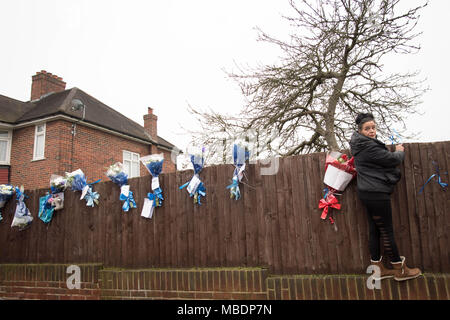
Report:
0,142,448,274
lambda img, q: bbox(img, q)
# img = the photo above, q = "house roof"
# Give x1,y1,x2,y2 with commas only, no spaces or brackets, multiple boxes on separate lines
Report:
0,88,178,151
0,94,33,124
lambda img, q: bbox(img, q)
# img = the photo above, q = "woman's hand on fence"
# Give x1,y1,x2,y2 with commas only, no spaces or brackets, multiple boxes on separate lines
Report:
395,144,405,152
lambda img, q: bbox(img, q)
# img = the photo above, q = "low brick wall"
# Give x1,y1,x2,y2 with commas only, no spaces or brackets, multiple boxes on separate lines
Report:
0,264,448,300
0,264,102,300
99,267,268,300
267,274,449,300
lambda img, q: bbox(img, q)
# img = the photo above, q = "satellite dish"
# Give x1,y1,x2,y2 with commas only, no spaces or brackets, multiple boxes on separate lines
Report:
71,99,85,111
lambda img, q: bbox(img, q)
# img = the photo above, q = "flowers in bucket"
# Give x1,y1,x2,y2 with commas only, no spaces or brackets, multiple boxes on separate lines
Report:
0,184,15,222
11,186,33,230
106,162,136,212
179,151,206,205
140,154,164,219
319,151,357,227
65,169,100,207
226,142,250,200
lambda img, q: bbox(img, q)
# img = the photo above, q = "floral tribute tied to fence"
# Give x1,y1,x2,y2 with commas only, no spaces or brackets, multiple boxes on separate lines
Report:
65,169,100,207
106,162,136,212
11,186,33,230
227,142,250,200
179,150,206,205
140,154,164,219
319,151,357,230
0,184,15,222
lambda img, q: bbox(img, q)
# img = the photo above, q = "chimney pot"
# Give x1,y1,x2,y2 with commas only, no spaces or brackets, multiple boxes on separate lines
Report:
143,107,158,140
31,70,66,100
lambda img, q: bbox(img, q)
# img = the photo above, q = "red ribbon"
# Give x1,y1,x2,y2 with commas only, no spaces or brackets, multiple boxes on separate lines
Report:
319,194,341,221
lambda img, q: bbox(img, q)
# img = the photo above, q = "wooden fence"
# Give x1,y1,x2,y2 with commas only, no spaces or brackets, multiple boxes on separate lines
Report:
0,141,448,275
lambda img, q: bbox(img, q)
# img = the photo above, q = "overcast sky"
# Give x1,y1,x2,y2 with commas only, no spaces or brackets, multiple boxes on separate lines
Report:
0,0,449,155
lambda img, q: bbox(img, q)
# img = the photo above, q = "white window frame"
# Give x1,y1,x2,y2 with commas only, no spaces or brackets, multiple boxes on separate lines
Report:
123,150,140,178
33,123,46,161
0,130,12,165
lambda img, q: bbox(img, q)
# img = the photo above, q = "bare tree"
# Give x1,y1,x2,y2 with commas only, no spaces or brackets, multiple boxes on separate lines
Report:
187,0,428,157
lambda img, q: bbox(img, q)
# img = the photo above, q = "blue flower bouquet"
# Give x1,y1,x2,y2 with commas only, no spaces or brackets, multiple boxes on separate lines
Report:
0,184,15,222
65,169,100,207
227,142,250,200
11,186,33,230
50,174,67,194
49,174,66,211
179,153,206,205
140,154,164,219
106,162,136,212
38,193,55,224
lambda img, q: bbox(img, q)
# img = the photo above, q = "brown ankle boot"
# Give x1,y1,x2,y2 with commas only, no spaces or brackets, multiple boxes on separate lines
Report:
370,256,396,280
391,256,422,281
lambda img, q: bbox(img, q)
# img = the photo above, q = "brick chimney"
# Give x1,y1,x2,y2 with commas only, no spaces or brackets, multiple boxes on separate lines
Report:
31,70,66,100
143,107,158,140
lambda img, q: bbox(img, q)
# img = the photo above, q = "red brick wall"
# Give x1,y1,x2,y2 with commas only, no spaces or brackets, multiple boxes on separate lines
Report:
0,264,101,300
10,119,176,190
30,71,66,101
0,167,9,184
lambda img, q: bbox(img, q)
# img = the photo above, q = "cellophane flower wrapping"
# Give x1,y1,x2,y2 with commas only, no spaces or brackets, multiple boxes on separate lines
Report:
65,169,99,206
183,154,206,205
140,154,164,218
11,186,33,230
0,184,15,222
38,193,55,224
323,151,357,192
65,169,88,194
191,154,204,175
228,142,250,200
107,162,135,212
106,162,128,187
50,174,67,194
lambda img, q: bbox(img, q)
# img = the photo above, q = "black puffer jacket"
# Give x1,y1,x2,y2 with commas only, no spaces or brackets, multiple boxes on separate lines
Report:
349,132,404,195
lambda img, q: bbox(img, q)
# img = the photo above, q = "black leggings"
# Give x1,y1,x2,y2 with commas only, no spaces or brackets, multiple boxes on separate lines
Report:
359,198,402,263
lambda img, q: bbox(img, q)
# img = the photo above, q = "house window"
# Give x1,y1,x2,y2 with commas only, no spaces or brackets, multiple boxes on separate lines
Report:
123,150,140,178
0,130,12,165
33,123,46,160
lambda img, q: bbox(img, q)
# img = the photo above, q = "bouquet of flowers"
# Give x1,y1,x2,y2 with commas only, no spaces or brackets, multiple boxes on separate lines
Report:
11,186,33,230
38,193,55,224
140,154,164,219
106,162,136,212
50,174,67,194
179,152,206,205
226,142,250,200
49,174,66,211
65,169,100,207
319,151,357,227
0,184,15,222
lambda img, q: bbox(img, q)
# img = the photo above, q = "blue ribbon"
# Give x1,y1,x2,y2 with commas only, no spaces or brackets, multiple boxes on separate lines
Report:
180,179,206,205
195,182,206,205
85,186,100,207
389,129,403,145
418,161,448,194
146,188,164,208
226,176,241,200
120,190,136,212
